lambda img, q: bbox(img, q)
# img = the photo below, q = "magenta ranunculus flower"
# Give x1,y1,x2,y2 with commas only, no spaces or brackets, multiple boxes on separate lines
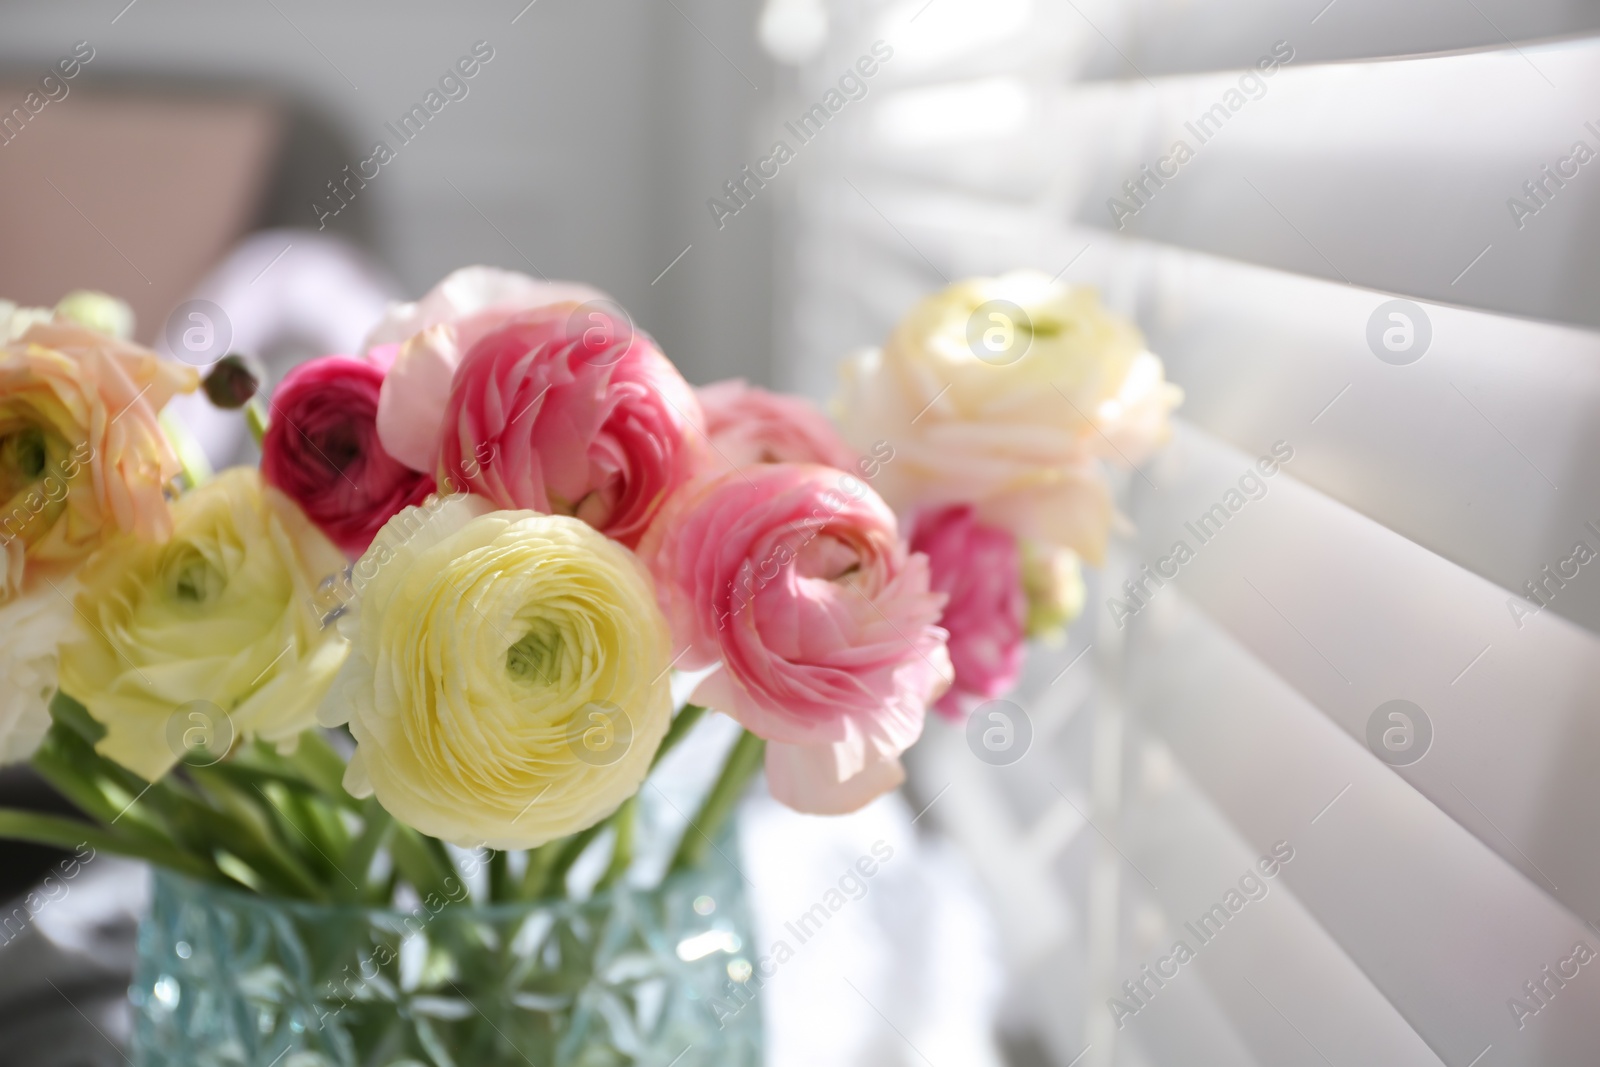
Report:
641,463,951,815
435,305,704,548
260,354,434,557
697,379,858,470
909,505,1026,720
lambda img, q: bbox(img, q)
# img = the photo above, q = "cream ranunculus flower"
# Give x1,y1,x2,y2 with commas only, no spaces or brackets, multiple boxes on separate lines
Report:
835,270,1182,564
1,300,53,343
321,498,674,849
0,579,79,763
58,467,349,780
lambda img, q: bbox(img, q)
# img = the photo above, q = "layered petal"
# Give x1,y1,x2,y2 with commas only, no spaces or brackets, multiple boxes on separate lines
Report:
368,267,608,473
641,463,949,814
436,305,704,548
57,468,348,780
323,503,675,849
261,353,434,556
833,272,1181,562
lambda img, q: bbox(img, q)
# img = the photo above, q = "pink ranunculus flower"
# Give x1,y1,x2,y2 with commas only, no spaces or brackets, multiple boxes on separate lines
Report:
909,505,1026,720
640,463,951,815
368,267,608,473
260,354,434,557
435,305,704,548
697,379,858,470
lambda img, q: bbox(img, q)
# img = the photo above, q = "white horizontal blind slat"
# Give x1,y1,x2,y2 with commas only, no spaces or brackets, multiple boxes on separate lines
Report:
1123,425,1600,916
1065,0,1600,80
1116,736,1444,1066
824,37,1600,328
1125,584,1600,1063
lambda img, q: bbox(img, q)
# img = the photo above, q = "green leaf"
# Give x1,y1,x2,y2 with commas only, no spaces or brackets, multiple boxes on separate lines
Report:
48,690,105,746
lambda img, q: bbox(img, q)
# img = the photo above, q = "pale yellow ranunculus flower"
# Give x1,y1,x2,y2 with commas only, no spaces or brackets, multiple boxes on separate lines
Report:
59,467,349,779
320,497,674,849
834,271,1182,565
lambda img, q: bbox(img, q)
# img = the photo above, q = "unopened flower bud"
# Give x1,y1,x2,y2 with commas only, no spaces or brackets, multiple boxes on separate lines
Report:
1021,541,1085,641
202,353,263,409
54,290,135,340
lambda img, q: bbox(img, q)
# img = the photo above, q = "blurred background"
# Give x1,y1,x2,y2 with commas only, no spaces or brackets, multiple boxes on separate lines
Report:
6,0,1600,1065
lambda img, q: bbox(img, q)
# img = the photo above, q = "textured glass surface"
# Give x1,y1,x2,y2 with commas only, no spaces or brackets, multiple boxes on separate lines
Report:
130,857,762,1067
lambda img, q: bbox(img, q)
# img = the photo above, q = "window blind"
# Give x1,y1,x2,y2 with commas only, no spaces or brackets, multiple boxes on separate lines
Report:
772,2,1600,1063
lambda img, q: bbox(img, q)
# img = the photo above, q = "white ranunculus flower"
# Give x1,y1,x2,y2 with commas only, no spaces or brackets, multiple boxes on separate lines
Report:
0,300,54,344
834,270,1182,564
0,581,78,764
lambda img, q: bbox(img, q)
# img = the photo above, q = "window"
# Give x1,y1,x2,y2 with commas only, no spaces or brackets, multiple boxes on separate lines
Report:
773,1,1600,1062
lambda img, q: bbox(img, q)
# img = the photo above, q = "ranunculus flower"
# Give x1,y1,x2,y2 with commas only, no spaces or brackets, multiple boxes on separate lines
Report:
640,463,950,815
0,318,198,603
0,580,78,764
321,497,674,849
432,307,704,548
367,267,607,473
697,378,857,470
1,300,53,343
261,354,434,557
909,506,1025,720
58,468,349,780
834,271,1182,564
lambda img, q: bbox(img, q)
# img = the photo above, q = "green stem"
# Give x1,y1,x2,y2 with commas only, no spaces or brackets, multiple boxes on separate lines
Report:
650,703,707,770
530,821,608,900
30,744,171,847
287,730,356,803
245,398,269,447
669,730,764,874
389,824,459,901
595,796,637,892
185,770,331,901
346,799,394,901
0,809,220,883
518,840,565,900
487,847,511,903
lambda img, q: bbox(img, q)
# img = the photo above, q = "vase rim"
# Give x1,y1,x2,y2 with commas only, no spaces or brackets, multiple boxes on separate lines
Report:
149,864,696,919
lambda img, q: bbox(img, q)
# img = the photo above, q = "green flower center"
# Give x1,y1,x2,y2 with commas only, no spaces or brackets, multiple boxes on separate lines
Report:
507,619,563,684
0,424,55,501
163,545,225,605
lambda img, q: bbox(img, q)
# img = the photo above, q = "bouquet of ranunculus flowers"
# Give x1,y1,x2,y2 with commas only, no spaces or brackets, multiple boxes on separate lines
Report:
0,267,1178,905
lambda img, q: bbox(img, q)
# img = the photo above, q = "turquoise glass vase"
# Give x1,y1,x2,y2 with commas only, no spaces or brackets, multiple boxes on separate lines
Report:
129,855,762,1067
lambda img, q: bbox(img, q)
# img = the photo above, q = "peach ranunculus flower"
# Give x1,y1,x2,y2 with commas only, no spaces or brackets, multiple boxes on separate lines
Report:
834,270,1182,565
640,463,951,815
58,468,349,780
0,316,199,604
320,497,675,849
697,378,858,470
366,266,608,473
